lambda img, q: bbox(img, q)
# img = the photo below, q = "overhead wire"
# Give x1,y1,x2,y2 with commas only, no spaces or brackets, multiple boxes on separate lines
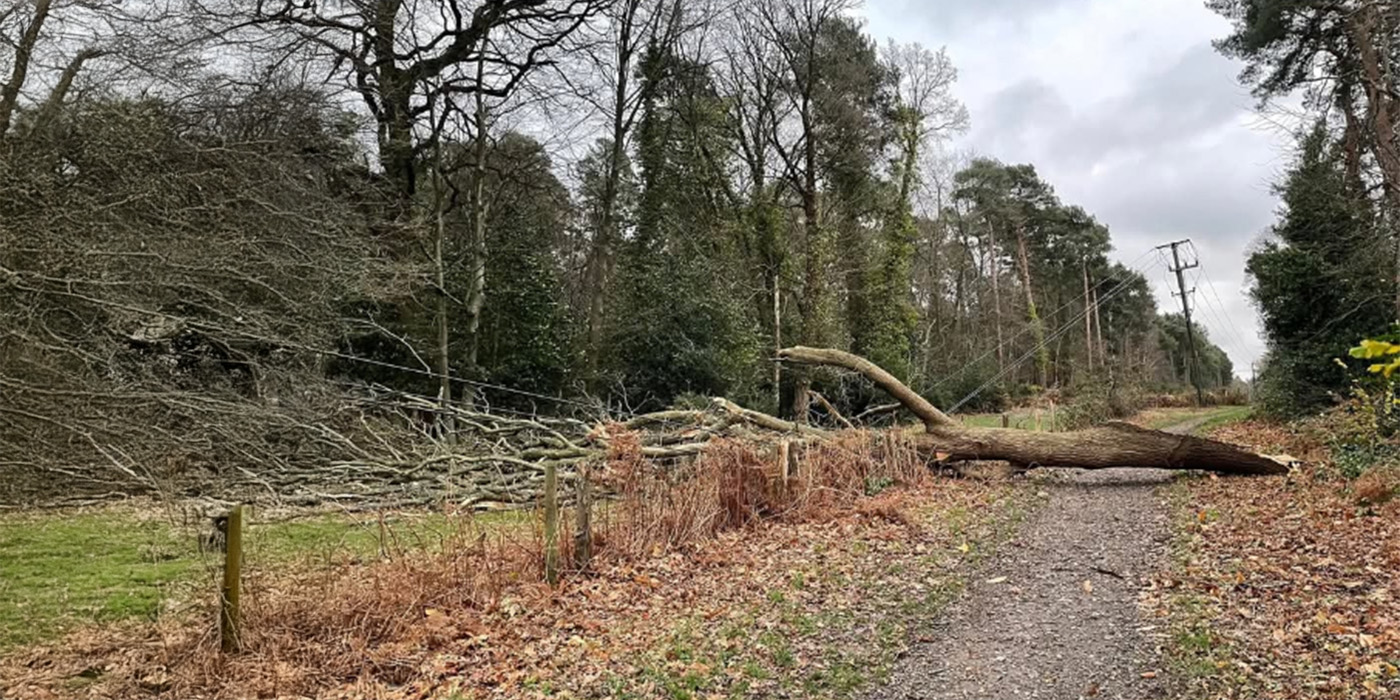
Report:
945,259,1159,414
926,246,1163,394
1188,267,1253,366
1185,241,1257,362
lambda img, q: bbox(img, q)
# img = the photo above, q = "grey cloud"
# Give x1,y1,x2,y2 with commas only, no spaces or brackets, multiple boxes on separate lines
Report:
972,79,1071,156
1085,153,1275,244
1058,43,1247,161
972,43,1250,169
864,0,1281,368
876,0,1089,31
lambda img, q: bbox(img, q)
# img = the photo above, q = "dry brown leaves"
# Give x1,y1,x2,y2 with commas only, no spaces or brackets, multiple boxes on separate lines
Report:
1153,419,1400,699
1,434,1025,700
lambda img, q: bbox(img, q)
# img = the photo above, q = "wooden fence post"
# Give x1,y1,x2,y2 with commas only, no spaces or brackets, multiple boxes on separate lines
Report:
1001,413,1009,428
543,463,559,585
220,504,244,654
778,440,791,487
572,462,592,570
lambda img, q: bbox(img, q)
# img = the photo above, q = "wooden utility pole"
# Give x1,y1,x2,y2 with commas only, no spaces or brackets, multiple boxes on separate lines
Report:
1159,240,1205,406
1082,259,1095,371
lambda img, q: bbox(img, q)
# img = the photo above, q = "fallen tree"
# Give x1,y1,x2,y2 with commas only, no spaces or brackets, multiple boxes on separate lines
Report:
24,346,1285,510
777,346,1289,476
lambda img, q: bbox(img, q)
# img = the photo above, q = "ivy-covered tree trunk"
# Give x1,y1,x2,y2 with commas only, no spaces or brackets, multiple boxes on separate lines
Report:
1014,225,1050,387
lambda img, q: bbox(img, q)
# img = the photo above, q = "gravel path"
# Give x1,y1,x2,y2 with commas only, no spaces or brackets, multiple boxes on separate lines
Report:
865,420,1202,700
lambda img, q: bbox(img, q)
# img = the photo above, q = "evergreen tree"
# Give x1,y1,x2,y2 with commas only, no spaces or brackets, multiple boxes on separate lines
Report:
469,133,576,399
1248,123,1389,415
607,44,762,410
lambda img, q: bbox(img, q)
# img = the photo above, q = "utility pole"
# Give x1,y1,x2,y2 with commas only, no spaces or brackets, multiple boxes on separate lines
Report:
1159,239,1205,406
1082,258,1095,371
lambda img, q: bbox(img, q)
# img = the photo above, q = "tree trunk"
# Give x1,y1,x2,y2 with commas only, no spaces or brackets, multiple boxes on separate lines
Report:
583,0,643,387
1082,259,1095,371
1014,226,1049,387
1352,6,1400,318
465,44,489,371
984,215,1005,374
431,145,455,440
32,48,103,133
777,346,1288,476
791,89,823,422
0,0,54,137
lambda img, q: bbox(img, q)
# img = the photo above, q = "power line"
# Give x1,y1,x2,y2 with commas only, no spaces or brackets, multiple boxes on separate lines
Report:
1185,241,1256,365
946,263,1154,414
928,247,1163,394
1188,268,1252,366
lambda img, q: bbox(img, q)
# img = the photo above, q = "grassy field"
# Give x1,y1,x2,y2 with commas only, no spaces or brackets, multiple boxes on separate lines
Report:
0,507,518,649
954,408,1066,431
1134,405,1253,432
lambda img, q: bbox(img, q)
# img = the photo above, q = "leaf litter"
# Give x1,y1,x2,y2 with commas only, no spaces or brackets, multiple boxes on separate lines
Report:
1153,419,1400,699
1,477,1030,700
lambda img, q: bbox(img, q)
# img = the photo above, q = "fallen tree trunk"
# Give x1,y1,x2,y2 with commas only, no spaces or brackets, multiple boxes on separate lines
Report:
777,346,1288,476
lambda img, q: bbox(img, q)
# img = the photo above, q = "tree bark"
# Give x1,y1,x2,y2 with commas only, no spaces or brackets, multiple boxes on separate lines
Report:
1014,226,1049,387
32,47,103,133
777,346,1288,476
0,0,54,137
465,39,490,371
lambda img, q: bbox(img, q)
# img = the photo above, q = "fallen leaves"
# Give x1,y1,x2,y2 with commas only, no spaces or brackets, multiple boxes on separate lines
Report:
0,482,1032,700
1156,419,1400,699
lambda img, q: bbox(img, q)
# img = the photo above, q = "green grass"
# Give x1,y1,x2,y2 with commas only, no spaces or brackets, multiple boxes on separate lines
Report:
1137,405,1252,432
956,410,1064,431
0,507,525,649
1192,405,1253,434
0,512,202,648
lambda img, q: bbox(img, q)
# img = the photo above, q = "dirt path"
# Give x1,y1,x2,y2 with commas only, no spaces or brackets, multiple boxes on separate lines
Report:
865,420,1207,699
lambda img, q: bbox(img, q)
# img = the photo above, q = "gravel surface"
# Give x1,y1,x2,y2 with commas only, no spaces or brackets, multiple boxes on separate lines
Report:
865,420,1201,700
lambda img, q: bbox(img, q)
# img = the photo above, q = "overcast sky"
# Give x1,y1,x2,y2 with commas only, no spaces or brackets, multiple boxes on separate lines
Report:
862,0,1291,376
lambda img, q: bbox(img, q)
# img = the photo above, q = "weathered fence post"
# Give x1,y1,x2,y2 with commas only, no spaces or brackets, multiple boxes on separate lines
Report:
1001,413,1010,428
572,462,592,570
543,463,559,585
220,504,244,654
778,440,792,487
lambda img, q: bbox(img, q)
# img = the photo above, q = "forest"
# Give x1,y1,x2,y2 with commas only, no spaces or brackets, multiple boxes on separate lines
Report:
0,0,1240,503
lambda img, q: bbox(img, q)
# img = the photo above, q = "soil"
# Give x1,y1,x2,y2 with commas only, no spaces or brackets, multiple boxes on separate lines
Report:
864,419,1204,699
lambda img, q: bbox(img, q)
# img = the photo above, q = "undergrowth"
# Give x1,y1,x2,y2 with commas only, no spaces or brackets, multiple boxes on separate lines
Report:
0,429,996,699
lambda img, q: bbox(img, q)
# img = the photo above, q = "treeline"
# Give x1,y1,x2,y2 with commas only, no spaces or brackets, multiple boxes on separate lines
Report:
1207,0,1400,416
0,0,1231,497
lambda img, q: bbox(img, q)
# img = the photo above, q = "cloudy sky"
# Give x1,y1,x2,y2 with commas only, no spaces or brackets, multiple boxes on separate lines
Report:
861,0,1292,376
